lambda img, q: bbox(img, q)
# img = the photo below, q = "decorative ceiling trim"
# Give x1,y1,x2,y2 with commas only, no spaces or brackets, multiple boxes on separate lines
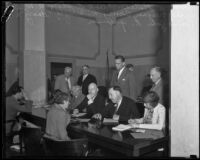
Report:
111,7,164,59
45,4,157,18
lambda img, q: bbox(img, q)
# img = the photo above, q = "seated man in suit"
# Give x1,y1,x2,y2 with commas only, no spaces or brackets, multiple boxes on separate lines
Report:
93,86,141,123
54,66,75,94
77,65,97,95
128,91,166,131
70,85,85,111
73,83,105,118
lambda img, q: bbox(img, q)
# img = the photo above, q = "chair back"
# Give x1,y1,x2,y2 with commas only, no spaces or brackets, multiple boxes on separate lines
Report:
42,136,88,156
21,126,44,156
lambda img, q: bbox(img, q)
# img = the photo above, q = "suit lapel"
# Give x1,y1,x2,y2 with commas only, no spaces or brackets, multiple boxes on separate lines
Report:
116,97,124,114
118,68,127,81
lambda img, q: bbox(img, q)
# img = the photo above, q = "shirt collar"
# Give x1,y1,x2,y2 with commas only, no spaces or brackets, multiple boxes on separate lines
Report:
155,78,161,85
116,97,122,110
119,66,125,73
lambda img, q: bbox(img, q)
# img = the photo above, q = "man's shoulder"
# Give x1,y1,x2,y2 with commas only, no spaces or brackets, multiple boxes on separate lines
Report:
56,74,65,79
122,96,136,105
96,93,105,101
88,74,96,79
156,103,166,111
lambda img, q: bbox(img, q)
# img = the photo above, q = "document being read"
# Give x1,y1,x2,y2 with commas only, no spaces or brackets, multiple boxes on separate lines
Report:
112,124,132,131
103,118,118,124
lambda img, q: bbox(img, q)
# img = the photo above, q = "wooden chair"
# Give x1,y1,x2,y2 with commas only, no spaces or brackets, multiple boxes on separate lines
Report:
5,119,24,154
20,125,45,156
42,136,88,157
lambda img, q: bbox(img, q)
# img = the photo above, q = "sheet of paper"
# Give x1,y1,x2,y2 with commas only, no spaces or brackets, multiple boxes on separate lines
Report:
103,118,118,124
71,112,87,117
76,118,90,123
112,124,132,131
130,130,164,139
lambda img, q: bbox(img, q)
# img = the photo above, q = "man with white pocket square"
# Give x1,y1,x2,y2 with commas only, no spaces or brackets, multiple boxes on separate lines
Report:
111,55,138,101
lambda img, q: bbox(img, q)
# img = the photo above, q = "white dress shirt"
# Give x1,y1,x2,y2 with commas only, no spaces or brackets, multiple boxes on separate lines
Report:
117,67,125,79
115,98,122,113
82,74,88,82
137,103,166,130
65,77,71,90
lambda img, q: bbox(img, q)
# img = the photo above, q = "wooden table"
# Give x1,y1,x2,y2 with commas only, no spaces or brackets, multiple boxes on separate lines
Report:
19,113,168,157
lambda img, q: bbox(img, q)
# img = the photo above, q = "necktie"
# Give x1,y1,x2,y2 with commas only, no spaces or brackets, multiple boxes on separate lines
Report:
68,78,71,90
82,75,87,82
113,103,118,115
65,78,71,90
117,71,120,80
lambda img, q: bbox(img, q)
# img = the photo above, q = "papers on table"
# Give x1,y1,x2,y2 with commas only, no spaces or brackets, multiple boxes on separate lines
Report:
76,118,90,123
112,124,132,131
71,112,86,118
130,129,165,139
103,118,118,125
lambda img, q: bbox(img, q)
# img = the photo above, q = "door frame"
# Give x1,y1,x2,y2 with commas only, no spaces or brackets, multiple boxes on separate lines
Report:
47,56,76,80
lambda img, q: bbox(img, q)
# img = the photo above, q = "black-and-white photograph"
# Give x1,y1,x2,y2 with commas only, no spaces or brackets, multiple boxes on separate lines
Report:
2,1,199,158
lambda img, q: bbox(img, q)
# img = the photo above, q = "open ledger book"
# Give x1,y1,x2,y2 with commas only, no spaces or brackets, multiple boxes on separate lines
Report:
112,124,132,131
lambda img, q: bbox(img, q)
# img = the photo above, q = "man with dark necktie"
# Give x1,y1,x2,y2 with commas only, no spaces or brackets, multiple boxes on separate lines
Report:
111,55,138,101
93,86,141,123
54,66,75,94
77,65,97,95
73,83,105,118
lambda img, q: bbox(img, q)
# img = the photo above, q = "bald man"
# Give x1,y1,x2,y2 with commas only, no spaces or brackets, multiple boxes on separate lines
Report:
75,83,105,118
93,86,140,123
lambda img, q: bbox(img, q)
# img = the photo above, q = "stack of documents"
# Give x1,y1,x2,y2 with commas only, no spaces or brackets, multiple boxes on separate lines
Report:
76,118,90,123
103,118,118,125
71,113,86,118
112,124,132,131
130,129,164,139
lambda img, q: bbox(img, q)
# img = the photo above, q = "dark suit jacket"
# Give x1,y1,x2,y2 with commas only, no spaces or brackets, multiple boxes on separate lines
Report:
77,74,97,95
150,79,164,105
111,68,138,101
69,93,85,110
77,93,105,118
102,96,141,123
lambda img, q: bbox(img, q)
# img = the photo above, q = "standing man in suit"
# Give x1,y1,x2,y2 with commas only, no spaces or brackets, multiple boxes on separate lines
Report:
149,66,164,105
77,65,97,95
111,55,138,101
54,66,75,94
93,86,141,123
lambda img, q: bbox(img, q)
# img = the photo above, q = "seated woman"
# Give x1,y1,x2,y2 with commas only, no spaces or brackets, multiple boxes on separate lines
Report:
128,91,166,131
6,86,33,135
44,92,71,141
